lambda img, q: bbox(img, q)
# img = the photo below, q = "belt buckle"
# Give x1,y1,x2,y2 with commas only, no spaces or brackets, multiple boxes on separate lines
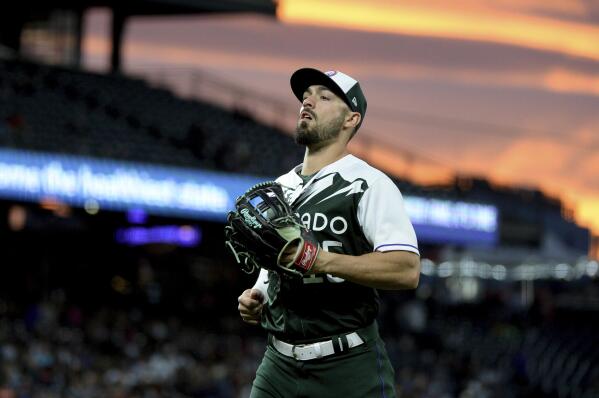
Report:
291,342,325,360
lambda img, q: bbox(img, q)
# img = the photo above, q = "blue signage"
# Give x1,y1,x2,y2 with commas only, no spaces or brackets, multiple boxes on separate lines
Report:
404,196,498,246
0,149,498,246
0,148,265,221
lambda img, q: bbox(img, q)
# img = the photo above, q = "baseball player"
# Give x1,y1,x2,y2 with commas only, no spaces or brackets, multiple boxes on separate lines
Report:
237,68,421,397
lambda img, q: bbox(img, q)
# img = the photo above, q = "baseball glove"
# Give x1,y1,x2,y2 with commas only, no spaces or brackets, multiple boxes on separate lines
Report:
225,181,320,279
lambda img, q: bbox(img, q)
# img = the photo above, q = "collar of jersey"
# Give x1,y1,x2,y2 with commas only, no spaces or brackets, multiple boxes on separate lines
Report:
291,154,356,188
282,154,357,205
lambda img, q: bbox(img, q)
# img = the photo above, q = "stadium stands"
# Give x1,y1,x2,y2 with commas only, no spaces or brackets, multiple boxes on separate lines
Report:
1,256,598,397
0,58,303,177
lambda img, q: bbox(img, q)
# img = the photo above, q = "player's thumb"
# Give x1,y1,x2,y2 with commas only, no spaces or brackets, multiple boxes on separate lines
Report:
250,289,264,302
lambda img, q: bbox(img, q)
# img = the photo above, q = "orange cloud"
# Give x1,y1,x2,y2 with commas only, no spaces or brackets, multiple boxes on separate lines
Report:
84,33,599,98
479,136,599,237
577,196,599,238
355,63,599,97
348,138,453,185
278,0,599,62
355,133,599,239
83,36,307,73
427,0,589,17
492,138,576,180
544,68,599,96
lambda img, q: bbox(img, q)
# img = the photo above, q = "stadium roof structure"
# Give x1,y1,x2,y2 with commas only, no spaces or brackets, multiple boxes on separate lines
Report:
2,0,277,71
12,0,277,16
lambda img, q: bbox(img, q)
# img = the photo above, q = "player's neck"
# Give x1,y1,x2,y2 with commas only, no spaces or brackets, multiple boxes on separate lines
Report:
300,139,349,176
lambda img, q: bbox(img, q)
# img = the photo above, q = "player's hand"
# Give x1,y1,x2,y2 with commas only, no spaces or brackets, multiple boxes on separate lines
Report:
279,240,322,274
279,243,299,266
238,288,264,325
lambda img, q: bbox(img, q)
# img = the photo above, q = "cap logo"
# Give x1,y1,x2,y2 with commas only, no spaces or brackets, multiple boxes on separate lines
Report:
325,71,337,76
352,97,357,107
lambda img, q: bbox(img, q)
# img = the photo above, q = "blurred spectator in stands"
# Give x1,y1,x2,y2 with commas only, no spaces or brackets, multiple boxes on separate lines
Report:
5,111,27,146
215,141,251,172
531,286,555,322
396,298,428,333
0,121,10,146
64,111,88,138
0,388,15,398
0,365,16,398
184,123,206,160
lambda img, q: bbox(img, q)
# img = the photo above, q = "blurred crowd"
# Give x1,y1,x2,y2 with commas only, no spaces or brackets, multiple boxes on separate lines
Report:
1,217,598,398
0,293,265,398
1,276,598,398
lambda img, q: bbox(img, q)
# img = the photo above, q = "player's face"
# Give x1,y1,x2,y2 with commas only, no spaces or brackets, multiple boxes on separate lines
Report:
295,85,349,146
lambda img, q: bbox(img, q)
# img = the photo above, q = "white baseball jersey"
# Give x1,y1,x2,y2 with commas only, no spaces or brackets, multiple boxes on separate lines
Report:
256,154,419,340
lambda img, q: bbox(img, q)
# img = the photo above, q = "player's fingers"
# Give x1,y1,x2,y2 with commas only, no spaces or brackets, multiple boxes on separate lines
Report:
241,316,260,325
278,244,297,265
239,303,263,316
238,297,261,310
240,310,261,322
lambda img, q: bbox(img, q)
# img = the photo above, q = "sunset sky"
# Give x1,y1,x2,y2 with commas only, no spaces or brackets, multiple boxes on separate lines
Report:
83,0,599,239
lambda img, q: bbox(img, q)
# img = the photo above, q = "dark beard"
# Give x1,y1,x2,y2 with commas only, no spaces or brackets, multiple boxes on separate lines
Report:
295,114,345,146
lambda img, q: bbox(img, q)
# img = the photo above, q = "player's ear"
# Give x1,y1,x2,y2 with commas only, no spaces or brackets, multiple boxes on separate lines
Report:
344,111,361,130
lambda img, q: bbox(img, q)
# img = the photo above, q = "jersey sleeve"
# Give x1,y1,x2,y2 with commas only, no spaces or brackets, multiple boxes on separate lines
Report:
357,176,420,255
251,268,269,304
